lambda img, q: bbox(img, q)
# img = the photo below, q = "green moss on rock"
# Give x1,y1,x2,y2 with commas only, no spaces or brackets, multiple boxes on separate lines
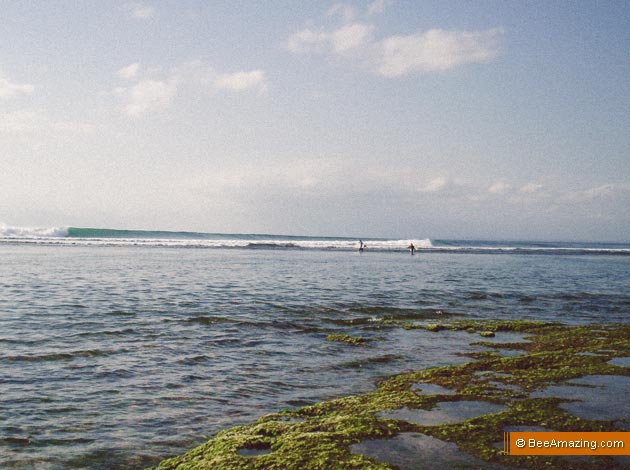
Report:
424,324,445,332
156,321,630,470
326,334,368,346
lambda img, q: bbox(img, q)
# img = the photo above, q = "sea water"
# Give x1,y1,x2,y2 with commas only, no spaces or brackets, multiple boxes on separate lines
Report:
1,230,629,468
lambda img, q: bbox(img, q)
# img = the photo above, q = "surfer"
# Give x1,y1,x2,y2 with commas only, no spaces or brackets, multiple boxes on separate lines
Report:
408,242,416,255
358,240,366,252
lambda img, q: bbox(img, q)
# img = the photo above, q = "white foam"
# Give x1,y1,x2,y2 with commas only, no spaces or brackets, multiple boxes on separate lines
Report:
3,230,625,254
0,224,68,238
0,234,434,251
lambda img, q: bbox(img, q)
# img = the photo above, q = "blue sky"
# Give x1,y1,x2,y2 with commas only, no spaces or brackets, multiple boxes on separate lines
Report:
1,1,629,241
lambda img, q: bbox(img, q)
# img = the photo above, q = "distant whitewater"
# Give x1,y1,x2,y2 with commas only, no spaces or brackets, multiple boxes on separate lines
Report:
0,224,629,254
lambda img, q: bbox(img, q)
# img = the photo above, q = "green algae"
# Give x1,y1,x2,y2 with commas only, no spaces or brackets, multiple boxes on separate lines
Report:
155,321,630,470
424,324,445,332
326,334,369,346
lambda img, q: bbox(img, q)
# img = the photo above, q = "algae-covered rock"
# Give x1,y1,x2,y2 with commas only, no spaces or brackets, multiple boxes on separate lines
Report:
424,324,445,332
326,334,368,346
156,321,630,470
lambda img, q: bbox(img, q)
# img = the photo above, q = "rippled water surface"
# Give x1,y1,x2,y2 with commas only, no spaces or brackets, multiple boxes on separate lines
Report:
1,245,629,468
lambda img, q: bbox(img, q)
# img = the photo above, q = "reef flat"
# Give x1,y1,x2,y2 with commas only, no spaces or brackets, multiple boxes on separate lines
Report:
155,321,630,469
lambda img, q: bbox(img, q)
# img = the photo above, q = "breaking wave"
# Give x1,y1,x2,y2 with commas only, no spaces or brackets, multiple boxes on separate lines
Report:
1,224,628,254
0,224,69,238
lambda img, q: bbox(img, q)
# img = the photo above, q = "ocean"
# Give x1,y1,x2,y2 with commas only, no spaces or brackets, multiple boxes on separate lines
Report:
1,227,629,468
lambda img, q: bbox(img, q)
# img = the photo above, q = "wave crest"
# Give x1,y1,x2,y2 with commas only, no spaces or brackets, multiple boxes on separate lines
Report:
0,223,68,238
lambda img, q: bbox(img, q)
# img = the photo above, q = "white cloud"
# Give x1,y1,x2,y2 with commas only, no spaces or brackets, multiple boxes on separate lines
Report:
520,182,544,193
285,6,503,78
122,79,177,116
286,22,373,55
130,3,155,19
111,63,269,116
563,184,629,203
376,28,503,77
581,184,616,199
213,70,268,94
422,176,448,192
117,63,142,79
285,28,330,54
331,23,374,53
0,77,34,99
327,3,356,21
367,0,393,16
488,181,511,194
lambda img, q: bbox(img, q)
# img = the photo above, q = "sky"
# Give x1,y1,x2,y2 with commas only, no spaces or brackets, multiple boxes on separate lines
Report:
1,1,629,241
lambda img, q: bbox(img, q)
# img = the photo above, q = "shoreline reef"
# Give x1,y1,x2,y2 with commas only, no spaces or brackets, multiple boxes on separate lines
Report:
155,320,630,470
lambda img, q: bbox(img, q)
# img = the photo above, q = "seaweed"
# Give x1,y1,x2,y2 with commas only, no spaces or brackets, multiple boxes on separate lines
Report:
326,334,369,346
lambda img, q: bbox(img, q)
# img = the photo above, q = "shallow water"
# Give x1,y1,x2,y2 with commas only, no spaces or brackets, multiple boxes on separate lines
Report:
532,375,630,429
351,433,509,470
378,401,507,426
608,357,630,367
410,382,457,396
1,245,629,468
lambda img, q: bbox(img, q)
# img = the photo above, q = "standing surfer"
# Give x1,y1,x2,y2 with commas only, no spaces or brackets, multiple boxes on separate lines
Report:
358,240,366,253
408,242,416,255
